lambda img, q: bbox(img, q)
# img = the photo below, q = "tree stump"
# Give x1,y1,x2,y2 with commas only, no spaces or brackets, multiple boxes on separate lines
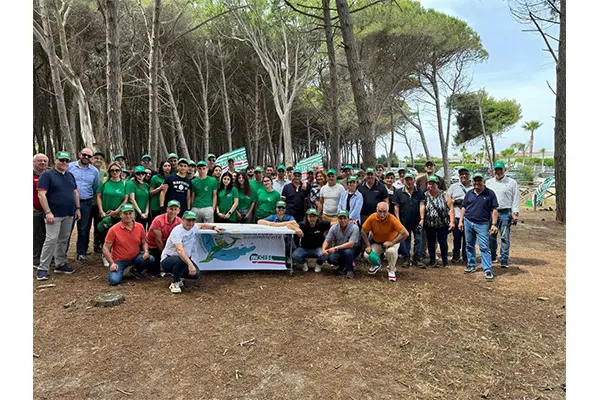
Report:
91,292,125,308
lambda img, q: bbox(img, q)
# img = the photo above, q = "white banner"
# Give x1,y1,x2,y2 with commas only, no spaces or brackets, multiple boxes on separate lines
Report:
215,147,248,173
295,153,323,180
191,224,295,270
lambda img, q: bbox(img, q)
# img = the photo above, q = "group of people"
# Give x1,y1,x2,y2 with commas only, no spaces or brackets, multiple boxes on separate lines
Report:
33,149,520,292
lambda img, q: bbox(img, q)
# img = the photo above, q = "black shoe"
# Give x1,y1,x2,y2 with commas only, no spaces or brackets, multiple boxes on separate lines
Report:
346,271,355,279
335,265,345,275
129,269,146,280
451,257,460,263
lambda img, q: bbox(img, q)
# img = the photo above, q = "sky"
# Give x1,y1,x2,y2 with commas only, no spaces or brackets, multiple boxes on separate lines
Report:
376,0,557,158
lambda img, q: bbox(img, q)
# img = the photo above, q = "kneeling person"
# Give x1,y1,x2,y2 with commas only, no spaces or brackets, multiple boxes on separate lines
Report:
160,210,225,293
103,204,155,285
321,210,361,279
292,208,330,272
258,201,303,258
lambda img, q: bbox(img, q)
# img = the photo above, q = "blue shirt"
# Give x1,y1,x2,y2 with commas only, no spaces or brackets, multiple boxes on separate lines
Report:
338,190,364,223
281,182,307,223
37,168,78,217
68,161,99,200
264,214,294,223
462,187,499,224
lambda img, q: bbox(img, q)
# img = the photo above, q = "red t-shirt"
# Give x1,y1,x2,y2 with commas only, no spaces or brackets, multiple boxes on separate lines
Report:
33,172,42,210
105,221,147,261
147,214,182,249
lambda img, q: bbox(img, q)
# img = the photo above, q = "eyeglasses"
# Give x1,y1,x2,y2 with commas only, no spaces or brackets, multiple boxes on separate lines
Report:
58,159,69,163
135,172,146,176
109,169,121,173
80,154,92,158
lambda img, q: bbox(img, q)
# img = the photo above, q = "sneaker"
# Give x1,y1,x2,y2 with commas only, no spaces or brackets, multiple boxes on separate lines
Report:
314,264,322,273
368,264,382,275
388,271,397,282
160,271,173,277
492,259,499,265
302,263,309,272
129,269,145,280
169,281,182,293
346,271,355,279
451,257,460,263
464,266,476,274
54,264,74,274
485,270,494,281
37,270,49,281
102,257,110,267
179,278,184,287
76,254,86,262
442,263,450,268
426,262,437,268
501,264,509,269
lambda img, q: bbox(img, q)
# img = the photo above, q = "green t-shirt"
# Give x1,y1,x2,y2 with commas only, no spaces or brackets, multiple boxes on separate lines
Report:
255,188,281,220
237,188,256,211
125,180,150,215
92,170,108,206
218,187,239,222
249,179,265,194
149,174,166,211
191,176,218,208
97,179,126,213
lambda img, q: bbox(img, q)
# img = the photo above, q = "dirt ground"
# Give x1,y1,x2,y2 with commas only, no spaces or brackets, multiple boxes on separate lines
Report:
33,209,565,400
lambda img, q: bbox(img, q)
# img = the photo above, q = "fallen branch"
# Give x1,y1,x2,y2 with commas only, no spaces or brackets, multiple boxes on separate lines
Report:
37,284,56,289
63,299,77,308
88,275,100,281
116,388,133,396
222,348,228,356
193,363,201,368
113,330,122,336
239,338,256,346
125,348,141,357
33,353,40,358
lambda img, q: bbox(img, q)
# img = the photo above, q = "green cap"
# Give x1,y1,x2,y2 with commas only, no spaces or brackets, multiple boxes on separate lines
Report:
167,200,181,208
385,170,395,177
120,203,135,213
182,210,197,220
167,153,178,160
366,168,376,174
398,166,407,172
134,165,146,174
472,172,485,180
188,159,195,165
114,154,125,161
121,168,130,175
97,215,114,232
493,161,506,169
276,201,286,208
337,209,349,218
55,151,71,160
207,153,216,159
348,176,358,183
177,158,189,165
293,168,302,174
404,172,415,179
197,160,207,167
93,151,105,157
141,154,152,161
368,250,382,266
254,166,264,172
327,169,336,176
343,165,353,171
277,164,286,171
458,167,470,173
306,208,318,216
427,175,440,183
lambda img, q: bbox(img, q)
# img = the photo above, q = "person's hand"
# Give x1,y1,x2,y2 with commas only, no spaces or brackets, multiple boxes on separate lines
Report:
110,263,118,272
419,219,424,227
296,228,304,238
75,209,81,221
142,213,148,219
188,264,196,276
489,225,498,235
214,226,226,233
100,211,106,218
225,211,231,219
326,247,335,255
383,241,394,248
109,210,119,218
458,221,464,232
365,246,372,255
448,221,455,231
142,251,150,260
512,214,519,223
349,220,357,225
45,212,55,224
160,184,168,191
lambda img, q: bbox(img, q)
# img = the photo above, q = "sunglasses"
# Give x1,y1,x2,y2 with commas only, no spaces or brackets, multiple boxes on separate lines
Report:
276,207,286,209
263,180,271,183
135,172,146,176
81,154,92,158
110,169,121,173
58,159,69,163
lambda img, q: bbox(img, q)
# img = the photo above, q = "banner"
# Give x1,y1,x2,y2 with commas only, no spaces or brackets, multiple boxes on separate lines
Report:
191,224,294,271
216,147,248,173
295,153,323,179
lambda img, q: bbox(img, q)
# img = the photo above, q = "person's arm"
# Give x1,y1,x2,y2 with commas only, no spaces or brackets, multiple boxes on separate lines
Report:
141,237,150,260
129,191,142,216
175,242,197,276
187,188,191,210
338,192,346,212
361,230,372,254
352,193,364,223
153,227,165,251
96,192,106,218
73,188,81,221
446,193,455,229
159,183,167,208
318,195,324,215
212,189,217,211
149,177,163,196
103,241,118,271
459,207,466,232
111,194,128,218
384,228,409,248
490,208,499,234
419,201,425,227
198,223,226,233
511,181,520,221
38,190,55,224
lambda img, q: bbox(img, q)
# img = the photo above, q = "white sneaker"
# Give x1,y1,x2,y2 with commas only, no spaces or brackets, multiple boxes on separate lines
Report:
102,257,109,267
388,271,397,282
314,264,322,273
179,278,184,287
302,263,309,272
33,265,38,270
169,282,182,293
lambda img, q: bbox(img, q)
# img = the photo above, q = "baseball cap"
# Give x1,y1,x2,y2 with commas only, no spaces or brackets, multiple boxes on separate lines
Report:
254,166,264,172
197,160,207,167
56,151,71,160
472,172,485,179
458,167,470,173
427,175,440,183
493,161,506,169
113,154,125,161
121,168,130,175
348,176,358,183
167,153,178,159
120,203,135,213
277,164,286,171
343,165,353,171
207,153,216,159
134,165,146,174
398,166,407,172
188,159,195,165
404,172,415,179
337,209,349,218
306,208,318,216
276,201,286,208
368,250,382,266
366,168,375,174
293,168,302,174
141,154,152,161
182,210,197,220
327,169,336,176
425,160,435,166
93,151,105,157
167,200,181,208
385,170,395,177
97,215,114,232
177,158,189,165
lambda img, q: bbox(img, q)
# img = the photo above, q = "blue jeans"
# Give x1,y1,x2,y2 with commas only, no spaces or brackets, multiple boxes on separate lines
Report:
400,225,423,261
68,199,93,256
464,218,492,272
452,217,467,261
425,226,449,265
161,255,201,283
489,210,512,266
108,253,155,285
292,247,325,265
322,247,359,272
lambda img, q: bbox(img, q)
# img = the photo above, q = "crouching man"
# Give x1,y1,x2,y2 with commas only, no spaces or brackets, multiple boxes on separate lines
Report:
103,203,154,285
160,210,225,293
321,210,361,279
292,208,331,272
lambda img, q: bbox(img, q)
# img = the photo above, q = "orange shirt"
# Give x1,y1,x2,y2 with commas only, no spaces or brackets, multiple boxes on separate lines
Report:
362,213,405,243
105,221,146,261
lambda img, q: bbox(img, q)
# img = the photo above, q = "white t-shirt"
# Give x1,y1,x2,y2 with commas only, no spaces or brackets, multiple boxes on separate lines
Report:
320,183,345,215
160,224,199,261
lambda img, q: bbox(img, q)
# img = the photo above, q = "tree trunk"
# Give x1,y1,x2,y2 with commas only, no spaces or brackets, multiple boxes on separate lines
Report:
388,103,394,169
431,70,449,182
323,0,341,170
478,94,493,169
554,0,566,223
529,129,534,159
335,0,376,166
307,115,311,155
263,90,275,163
160,57,189,159
105,0,123,157
218,39,233,152
148,0,161,160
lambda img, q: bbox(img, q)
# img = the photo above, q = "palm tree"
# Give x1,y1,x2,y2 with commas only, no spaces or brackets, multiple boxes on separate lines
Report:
522,120,543,158
500,148,515,165
539,147,546,170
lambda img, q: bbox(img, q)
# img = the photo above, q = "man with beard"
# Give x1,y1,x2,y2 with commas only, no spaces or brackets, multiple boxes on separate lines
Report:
281,169,307,223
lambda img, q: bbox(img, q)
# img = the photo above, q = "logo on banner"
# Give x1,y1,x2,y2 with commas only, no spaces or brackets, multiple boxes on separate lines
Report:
250,254,287,265
197,234,255,263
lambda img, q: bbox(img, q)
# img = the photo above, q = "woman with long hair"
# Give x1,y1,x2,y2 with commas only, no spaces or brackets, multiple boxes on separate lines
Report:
126,165,151,229
216,172,239,223
211,165,222,181
421,175,455,268
96,161,129,267
255,175,281,220
149,161,171,222
235,172,256,223
308,170,326,210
